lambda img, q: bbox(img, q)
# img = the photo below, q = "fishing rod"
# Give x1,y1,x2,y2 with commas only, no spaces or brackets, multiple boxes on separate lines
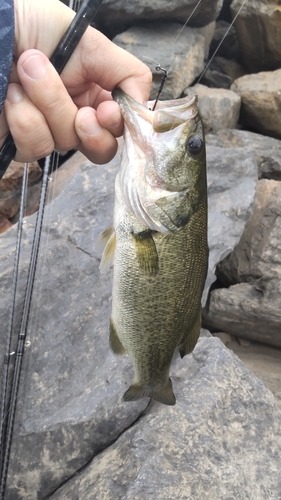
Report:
0,0,104,497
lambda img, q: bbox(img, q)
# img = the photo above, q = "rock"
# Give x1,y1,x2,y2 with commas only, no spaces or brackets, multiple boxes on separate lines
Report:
113,23,205,100
231,0,281,72
231,69,281,140
206,128,281,180
200,67,233,89
205,129,260,296
196,21,216,59
203,179,281,348
200,55,246,89
209,20,241,62
203,280,281,348
216,179,281,285
0,161,42,222
49,336,281,500
95,0,224,37
185,83,241,133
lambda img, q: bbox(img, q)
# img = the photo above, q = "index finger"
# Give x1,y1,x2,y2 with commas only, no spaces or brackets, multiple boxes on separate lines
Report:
62,27,152,104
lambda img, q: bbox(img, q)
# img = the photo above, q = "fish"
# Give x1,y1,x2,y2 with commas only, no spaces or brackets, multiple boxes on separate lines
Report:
99,89,208,406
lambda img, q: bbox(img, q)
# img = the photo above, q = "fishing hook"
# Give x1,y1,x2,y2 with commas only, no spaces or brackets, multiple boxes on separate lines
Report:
152,66,168,111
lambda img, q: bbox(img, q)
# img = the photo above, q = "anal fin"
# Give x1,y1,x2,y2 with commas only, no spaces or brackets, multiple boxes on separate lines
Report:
132,230,159,275
123,378,176,406
109,318,126,355
179,309,202,358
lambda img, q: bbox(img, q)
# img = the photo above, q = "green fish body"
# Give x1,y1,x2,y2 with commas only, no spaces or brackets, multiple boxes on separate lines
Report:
100,90,208,405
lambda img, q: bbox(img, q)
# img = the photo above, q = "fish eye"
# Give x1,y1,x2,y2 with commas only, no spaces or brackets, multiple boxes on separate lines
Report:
187,135,203,156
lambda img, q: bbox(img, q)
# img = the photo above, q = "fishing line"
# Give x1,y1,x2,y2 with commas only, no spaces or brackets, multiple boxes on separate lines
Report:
197,0,247,84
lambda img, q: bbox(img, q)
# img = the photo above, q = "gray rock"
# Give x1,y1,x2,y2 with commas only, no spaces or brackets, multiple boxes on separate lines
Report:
209,20,241,62
231,69,281,140
200,56,246,89
95,0,224,35
49,336,281,500
205,129,259,297
185,83,241,133
203,179,281,348
206,128,281,180
113,23,205,100
231,0,281,72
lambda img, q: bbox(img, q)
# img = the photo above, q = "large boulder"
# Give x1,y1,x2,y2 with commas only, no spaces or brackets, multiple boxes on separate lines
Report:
231,0,281,72
185,83,241,133
95,0,224,35
231,69,281,140
50,336,281,500
203,179,281,348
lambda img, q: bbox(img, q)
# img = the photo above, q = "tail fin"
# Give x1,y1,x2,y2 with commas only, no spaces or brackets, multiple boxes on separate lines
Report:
123,378,176,406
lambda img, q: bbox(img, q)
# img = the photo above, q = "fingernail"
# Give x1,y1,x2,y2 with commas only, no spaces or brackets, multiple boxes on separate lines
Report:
21,54,47,80
6,84,23,104
78,112,100,137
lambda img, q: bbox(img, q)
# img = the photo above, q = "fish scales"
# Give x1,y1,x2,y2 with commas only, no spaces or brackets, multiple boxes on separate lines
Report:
100,90,208,405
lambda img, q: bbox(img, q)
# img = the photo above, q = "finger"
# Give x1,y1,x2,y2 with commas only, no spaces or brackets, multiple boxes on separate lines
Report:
96,101,123,138
76,107,118,164
17,49,80,152
4,83,55,162
61,27,152,104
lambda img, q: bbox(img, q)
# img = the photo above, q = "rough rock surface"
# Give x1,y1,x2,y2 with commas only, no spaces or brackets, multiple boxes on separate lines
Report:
200,56,246,89
50,336,281,500
113,23,205,100
0,161,42,229
231,69,281,140
231,0,281,72
95,0,224,35
185,83,241,133
203,179,281,348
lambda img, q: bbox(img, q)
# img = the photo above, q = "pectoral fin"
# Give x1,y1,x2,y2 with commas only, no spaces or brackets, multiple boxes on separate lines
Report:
132,231,159,275
96,227,116,273
123,378,176,406
179,309,202,358
109,318,126,355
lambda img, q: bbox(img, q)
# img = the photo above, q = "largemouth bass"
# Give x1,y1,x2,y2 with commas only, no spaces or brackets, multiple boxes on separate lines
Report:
99,89,208,405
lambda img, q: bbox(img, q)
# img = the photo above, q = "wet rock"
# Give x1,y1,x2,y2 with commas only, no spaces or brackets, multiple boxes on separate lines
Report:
185,83,241,133
96,0,224,37
231,0,281,72
204,179,281,348
231,69,281,140
49,336,281,500
113,23,205,100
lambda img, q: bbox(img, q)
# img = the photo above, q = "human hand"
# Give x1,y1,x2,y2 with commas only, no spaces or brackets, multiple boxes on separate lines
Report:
0,0,152,164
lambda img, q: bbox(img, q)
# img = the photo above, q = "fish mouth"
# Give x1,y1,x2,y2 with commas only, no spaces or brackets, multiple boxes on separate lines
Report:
112,88,198,133
113,89,203,234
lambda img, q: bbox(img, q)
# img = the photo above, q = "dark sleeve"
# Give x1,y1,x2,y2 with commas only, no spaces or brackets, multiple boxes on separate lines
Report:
0,0,14,113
